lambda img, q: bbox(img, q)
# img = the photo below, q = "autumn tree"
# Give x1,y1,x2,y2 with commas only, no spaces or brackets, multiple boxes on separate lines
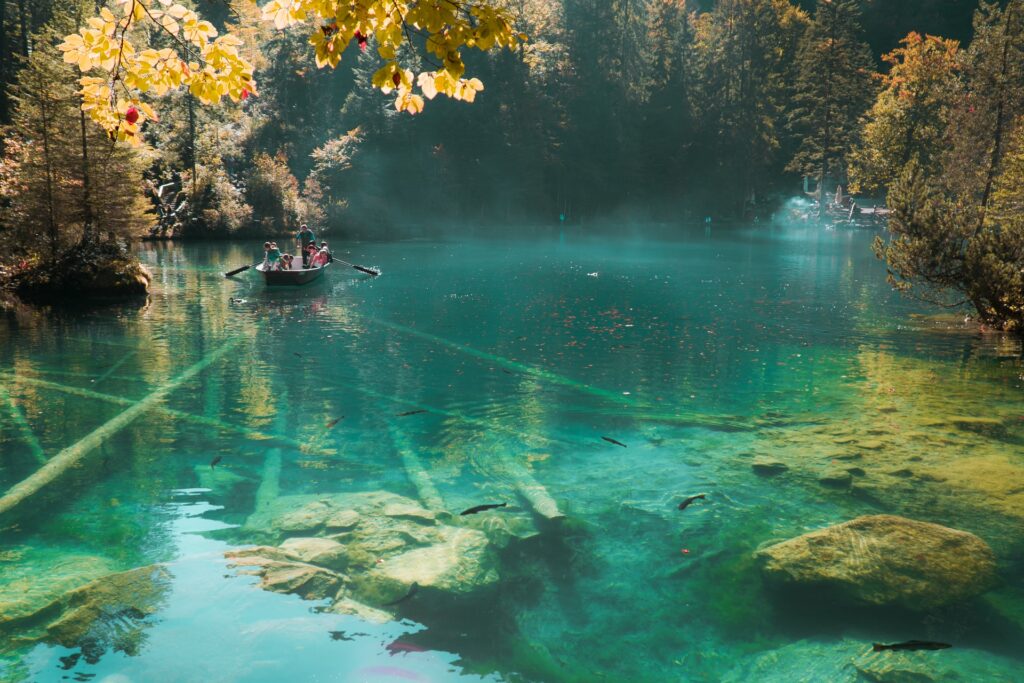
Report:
876,1,1024,330
786,0,875,218
848,32,960,194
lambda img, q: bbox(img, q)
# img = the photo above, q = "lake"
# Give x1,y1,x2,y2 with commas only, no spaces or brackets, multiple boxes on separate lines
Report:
2,225,1023,682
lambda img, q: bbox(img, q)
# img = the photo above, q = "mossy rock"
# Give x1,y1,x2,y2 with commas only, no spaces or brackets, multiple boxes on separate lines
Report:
756,515,997,610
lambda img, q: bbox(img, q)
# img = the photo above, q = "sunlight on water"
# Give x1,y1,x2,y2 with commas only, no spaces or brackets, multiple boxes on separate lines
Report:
2,226,1023,682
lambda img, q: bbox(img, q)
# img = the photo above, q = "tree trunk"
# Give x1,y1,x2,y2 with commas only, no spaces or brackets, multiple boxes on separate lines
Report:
0,0,9,123
188,92,197,203
37,77,58,259
818,3,836,222
16,0,27,56
79,109,94,245
977,2,1019,232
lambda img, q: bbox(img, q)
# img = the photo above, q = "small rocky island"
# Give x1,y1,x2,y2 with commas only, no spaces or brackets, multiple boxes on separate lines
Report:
2,242,150,302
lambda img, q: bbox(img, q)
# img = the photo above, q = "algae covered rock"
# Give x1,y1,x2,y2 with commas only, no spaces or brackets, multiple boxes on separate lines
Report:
230,490,501,616
45,565,171,649
0,551,118,635
755,515,997,609
224,546,346,600
752,459,789,475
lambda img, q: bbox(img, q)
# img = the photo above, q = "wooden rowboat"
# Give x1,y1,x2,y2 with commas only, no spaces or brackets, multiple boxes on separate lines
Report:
255,261,329,286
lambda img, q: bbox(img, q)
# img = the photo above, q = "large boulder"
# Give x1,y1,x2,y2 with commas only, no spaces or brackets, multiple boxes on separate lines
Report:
755,515,997,609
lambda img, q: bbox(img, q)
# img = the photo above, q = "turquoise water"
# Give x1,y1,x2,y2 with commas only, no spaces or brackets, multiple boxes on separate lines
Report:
2,226,1023,682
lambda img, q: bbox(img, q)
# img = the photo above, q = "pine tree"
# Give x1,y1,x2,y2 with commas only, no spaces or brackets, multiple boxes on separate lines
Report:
786,0,875,218
3,18,152,260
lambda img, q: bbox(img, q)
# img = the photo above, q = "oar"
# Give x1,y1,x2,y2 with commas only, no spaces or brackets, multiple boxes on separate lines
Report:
335,258,380,276
224,261,261,278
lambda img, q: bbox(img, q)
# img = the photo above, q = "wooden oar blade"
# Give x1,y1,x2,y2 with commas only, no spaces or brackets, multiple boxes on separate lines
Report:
224,263,254,278
354,265,380,276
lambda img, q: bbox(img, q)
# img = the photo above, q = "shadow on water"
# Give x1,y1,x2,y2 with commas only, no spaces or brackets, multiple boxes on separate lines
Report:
765,583,1024,660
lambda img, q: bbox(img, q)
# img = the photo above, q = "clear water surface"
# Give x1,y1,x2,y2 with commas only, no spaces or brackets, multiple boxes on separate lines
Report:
1,225,1023,682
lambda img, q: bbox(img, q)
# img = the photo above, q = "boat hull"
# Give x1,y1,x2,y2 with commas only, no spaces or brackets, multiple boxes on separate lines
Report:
256,262,328,286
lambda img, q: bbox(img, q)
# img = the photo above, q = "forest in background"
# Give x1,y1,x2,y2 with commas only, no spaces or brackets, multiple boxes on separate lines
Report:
0,0,989,243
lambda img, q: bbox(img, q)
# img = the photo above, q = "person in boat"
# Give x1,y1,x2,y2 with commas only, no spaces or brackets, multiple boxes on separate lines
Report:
305,242,319,268
296,224,316,266
280,253,294,271
266,242,282,270
262,241,272,267
310,245,330,268
319,241,333,264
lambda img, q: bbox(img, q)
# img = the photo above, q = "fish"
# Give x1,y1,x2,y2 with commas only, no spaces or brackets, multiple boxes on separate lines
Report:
459,502,507,516
872,641,952,652
602,436,628,448
396,409,428,417
677,493,706,511
210,455,223,469
381,582,419,607
386,639,428,655
326,417,343,429
293,352,303,358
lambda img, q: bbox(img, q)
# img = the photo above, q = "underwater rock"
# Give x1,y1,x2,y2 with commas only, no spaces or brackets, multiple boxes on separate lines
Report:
358,525,498,601
755,515,997,609
946,416,1007,437
0,552,118,635
852,645,1024,683
382,502,436,523
226,547,346,600
278,537,348,570
818,469,853,488
45,565,171,653
326,598,393,624
229,490,501,614
723,638,1024,683
752,459,789,475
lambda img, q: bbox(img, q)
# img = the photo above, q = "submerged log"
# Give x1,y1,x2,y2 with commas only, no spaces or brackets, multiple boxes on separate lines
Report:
247,447,283,529
388,424,445,512
0,338,241,518
11,376,335,457
0,384,47,464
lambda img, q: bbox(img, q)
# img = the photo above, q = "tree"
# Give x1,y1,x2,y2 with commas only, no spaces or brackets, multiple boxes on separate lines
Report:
786,0,875,217
848,32,961,194
876,1,1024,330
690,0,809,214
2,21,152,259
59,0,525,139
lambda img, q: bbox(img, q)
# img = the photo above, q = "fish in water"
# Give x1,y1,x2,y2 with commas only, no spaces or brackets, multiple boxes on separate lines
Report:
396,409,428,417
872,641,952,652
293,352,303,358
602,436,627,448
460,502,508,516
382,582,419,607
210,456,223,469
326,417,343,429
677,494,706,511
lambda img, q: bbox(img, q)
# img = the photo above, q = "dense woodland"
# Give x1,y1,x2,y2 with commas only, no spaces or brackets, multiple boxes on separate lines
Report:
1,0,1024,328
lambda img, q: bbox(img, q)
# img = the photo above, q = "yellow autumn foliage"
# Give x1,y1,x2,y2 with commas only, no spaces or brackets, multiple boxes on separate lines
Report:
60,0,525,143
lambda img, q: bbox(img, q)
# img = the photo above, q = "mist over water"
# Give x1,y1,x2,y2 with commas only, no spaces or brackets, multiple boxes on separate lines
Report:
2,225,1023,682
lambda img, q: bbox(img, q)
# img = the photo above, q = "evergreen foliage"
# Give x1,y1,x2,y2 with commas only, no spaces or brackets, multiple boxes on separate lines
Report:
786,0,876,214
872,0,1024,330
